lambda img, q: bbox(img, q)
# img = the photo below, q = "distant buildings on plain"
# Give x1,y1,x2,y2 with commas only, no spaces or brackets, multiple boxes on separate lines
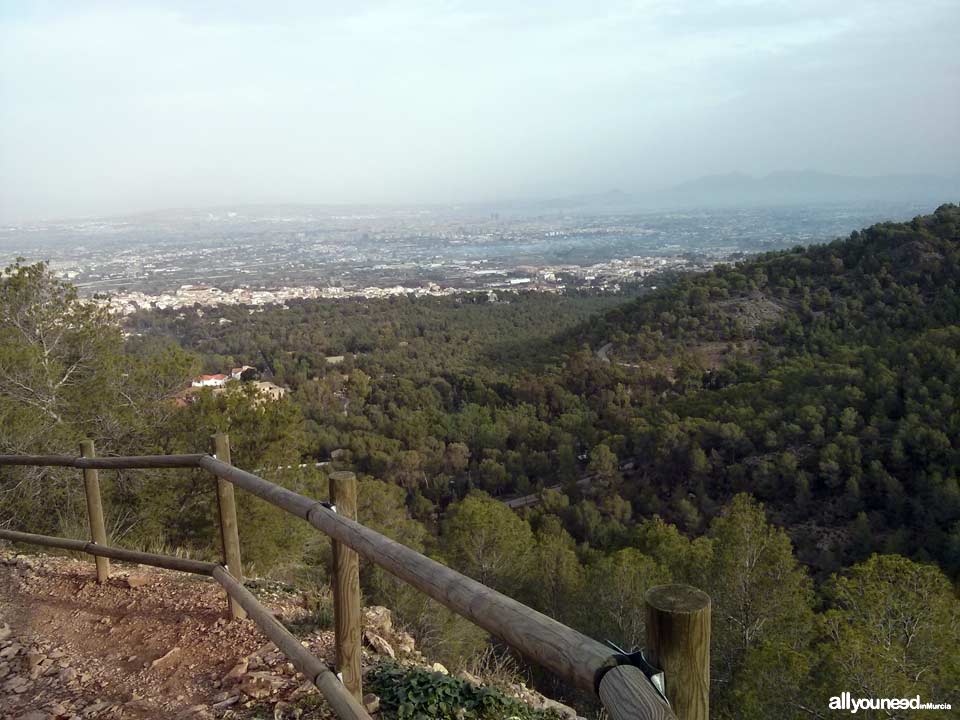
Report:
94,254,710,316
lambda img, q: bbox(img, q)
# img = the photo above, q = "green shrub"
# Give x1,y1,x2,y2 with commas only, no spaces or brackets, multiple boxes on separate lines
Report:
367,662,564,720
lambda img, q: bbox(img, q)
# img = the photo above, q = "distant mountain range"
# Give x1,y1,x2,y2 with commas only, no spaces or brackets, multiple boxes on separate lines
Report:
521,171,960,213
6,171,958,228
657,170,960,208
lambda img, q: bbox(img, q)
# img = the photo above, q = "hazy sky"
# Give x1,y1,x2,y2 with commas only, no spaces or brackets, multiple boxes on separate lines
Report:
1,1,958,222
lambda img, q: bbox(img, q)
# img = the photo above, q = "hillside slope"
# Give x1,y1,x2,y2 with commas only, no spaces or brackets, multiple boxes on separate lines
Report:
586,203,960,571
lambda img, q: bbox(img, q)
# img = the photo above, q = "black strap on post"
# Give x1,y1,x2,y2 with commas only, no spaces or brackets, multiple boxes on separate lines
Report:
604,640,669,705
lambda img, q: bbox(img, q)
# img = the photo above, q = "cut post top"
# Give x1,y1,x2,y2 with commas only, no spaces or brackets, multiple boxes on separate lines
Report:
645,584,711,614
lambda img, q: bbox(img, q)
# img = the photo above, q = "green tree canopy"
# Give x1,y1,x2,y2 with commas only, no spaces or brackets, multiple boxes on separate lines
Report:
705,494,815,715
442,492,534,595
815,554,960,716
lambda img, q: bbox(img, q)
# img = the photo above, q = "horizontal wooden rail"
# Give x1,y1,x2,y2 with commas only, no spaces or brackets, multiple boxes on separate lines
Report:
1,453,677,719
197,455,669,709
200,457,614,684
0,454,206,469
0,528,217,575
0,528,371,720
600,665,675,720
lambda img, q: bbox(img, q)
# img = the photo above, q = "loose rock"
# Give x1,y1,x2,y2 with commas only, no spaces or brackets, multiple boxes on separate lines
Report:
363,693,381,713
362,606,392,634
363,631,395,658
222,657,248,684
149,646,182,671
238,671,286,699
395,631,416,655
124,575,150,589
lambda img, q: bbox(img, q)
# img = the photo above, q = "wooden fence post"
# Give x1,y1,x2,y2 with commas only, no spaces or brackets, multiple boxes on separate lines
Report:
644,584,711,720
330,470,362,701
79,440,110,583
212,433,246,620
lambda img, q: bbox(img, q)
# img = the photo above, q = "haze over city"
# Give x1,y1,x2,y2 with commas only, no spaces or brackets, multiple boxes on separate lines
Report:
1,0,958,223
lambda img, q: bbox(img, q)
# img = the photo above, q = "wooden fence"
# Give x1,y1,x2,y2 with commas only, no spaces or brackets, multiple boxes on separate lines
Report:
0,435,711,720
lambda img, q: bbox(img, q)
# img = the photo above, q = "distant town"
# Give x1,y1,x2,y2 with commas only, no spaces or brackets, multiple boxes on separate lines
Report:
1,200,933,313
91,253,716,314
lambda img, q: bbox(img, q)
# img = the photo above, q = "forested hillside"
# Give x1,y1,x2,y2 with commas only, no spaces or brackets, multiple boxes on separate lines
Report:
3,205,959,719
579,203,960,573
124,204,960,576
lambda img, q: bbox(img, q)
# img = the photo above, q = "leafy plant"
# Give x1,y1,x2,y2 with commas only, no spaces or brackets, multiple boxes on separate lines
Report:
367,662,564,720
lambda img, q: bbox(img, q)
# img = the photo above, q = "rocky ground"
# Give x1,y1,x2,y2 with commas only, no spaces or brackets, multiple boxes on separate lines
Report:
0,548,349,720
0,547,582,720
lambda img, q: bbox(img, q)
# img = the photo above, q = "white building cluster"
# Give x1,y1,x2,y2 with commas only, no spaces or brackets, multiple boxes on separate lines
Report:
100,282,458,315
94,254,716,316
184,366,287,405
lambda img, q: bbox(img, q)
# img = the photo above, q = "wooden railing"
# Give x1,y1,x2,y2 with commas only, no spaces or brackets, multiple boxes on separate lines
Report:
0,436,711,720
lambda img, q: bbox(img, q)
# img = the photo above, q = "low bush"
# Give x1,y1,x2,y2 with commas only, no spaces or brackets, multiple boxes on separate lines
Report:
367,662,564,720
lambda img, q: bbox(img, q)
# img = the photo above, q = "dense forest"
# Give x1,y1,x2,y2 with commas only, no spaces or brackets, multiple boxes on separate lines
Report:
125,203,960,577
2,205,959,719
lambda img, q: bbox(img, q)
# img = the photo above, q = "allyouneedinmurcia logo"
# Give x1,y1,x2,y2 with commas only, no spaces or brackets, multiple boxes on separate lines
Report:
829,692,952,713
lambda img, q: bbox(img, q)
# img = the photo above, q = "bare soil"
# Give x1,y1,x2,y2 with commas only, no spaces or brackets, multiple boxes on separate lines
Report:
0,549,337,720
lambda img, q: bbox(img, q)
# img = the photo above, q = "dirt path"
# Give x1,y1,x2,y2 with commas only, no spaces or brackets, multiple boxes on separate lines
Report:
0,550,336,720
